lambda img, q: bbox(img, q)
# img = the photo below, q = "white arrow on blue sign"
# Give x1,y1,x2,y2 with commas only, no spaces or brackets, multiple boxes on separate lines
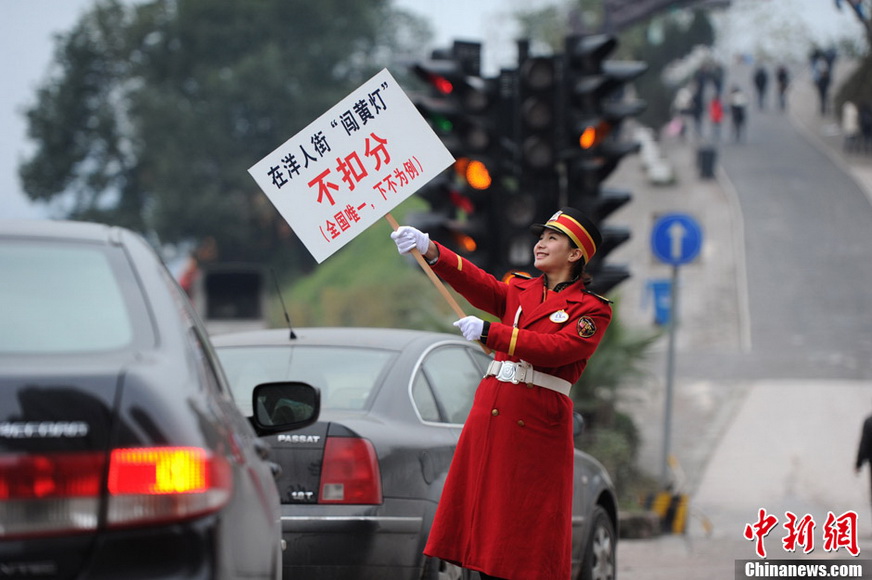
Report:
650,213,703,265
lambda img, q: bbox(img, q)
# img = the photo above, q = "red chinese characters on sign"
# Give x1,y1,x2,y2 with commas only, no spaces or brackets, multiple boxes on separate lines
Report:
365,132,390,171
317,154,424,243
320,203,367,241
308,167,340,205
744,509,859,558
306,132,388,205
372,157,423,201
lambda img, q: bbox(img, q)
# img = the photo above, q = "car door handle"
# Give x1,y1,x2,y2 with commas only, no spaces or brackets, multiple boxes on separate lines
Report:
253,438,272,461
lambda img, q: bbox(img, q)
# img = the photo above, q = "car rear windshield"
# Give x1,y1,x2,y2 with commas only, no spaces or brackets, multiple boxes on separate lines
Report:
217,345,395,415
0,241,142,354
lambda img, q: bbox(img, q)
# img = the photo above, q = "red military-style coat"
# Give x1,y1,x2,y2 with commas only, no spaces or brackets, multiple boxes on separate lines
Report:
423,243,612,580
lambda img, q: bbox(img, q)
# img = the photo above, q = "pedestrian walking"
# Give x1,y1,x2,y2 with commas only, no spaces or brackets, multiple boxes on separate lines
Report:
855,410,872,524
728,85,748,143
710,62,725,96
860,103,872,153
690,82,705,139
776,64,790,111
671,84,694,140
709,95,724,143
391,208,612,580
753,65,768,110
812,52,832,116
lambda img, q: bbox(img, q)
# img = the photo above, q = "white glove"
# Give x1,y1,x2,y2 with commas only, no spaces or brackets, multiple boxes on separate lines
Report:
453,316,484,342
390,226,430,255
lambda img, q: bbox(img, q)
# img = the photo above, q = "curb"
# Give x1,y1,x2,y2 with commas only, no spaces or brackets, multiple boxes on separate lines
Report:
619,510,664,539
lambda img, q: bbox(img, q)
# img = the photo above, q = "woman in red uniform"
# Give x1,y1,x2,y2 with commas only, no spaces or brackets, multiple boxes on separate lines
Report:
391,207,612,580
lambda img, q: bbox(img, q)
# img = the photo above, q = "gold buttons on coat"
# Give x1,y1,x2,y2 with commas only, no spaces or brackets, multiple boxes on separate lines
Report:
517,420,526,427
491,409,499,416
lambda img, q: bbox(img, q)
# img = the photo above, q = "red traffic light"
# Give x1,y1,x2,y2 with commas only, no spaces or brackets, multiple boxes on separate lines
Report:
412,60,458,96
424,73,453,96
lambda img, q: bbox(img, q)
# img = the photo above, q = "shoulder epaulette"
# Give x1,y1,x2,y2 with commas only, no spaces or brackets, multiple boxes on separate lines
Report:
581,289,613,304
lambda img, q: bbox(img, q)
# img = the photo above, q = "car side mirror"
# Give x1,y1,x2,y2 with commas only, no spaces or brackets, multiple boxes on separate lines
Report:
573,411,585,438
250,381,320,435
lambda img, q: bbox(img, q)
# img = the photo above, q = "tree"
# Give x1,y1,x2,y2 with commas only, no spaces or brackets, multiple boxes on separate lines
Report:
508,2,718,138
837,0,872,49
622,9,716,131
513,0,604,51
835,1,872,116
20,0,430,264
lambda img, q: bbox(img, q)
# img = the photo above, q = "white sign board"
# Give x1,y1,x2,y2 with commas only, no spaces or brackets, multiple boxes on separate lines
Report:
248,68,455,263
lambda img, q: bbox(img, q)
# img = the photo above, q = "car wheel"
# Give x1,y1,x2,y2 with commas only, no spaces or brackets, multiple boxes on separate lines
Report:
580,505,616,580
422,556,468,580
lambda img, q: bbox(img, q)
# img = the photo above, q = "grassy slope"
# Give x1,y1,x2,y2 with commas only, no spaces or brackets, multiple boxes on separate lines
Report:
271,196,490,332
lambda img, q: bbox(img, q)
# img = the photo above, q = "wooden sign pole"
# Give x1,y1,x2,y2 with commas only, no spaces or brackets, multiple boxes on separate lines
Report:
386,213,491,355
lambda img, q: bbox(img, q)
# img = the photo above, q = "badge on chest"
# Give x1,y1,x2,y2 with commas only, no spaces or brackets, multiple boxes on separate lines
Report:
549,310,569,323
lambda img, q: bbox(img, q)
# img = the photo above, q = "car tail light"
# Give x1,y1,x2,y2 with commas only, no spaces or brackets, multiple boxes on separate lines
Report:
106,446,232,527
318,437,382,505
0,447,232,539
0,451,104,538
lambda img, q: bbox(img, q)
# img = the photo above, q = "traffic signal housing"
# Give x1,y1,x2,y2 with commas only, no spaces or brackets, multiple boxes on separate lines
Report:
490,52,562,278
408,41,503,272
517,54,559,175
411,62,493,159
563,34,647,295
407,35,646,291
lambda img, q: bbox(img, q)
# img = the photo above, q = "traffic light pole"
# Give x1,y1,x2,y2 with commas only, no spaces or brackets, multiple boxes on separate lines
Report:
661,263,679,487
651,213,703,488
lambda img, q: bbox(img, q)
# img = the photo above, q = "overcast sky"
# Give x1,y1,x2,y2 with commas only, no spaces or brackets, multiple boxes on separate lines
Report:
0,0,862,220
1,1,94,219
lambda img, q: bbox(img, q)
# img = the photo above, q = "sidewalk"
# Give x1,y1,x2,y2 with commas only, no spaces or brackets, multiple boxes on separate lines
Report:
608,134,746,354
788,60,872,208
605,118,748,490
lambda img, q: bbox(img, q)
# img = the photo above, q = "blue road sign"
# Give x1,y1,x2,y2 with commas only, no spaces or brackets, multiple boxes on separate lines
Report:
651,213,703,265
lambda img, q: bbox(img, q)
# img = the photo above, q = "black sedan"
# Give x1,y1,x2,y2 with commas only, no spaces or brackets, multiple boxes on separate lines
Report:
213,326,619,580
0,220,318,579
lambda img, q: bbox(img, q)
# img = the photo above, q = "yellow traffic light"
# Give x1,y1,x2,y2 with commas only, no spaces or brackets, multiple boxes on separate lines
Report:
465,160,492,190
579,121,611,150
455,232,478,253
580,126,598,149
455,157,492,190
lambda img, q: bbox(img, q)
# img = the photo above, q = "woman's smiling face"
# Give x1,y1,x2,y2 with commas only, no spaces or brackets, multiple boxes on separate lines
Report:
533,228,579,274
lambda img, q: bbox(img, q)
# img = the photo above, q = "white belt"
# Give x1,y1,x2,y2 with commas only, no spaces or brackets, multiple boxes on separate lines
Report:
485,360,572,397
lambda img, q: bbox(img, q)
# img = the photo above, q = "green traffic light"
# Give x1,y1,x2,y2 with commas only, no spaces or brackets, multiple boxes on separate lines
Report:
432,114,454,133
